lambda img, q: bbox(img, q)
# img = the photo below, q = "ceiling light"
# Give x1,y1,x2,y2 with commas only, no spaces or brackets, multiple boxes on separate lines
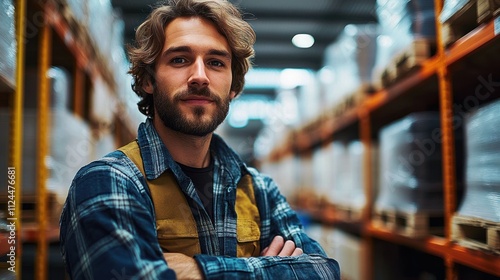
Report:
292,34,315,48
280,68,314,89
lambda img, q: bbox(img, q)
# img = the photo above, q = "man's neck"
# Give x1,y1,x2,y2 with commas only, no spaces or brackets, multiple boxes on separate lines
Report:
153,117,212,168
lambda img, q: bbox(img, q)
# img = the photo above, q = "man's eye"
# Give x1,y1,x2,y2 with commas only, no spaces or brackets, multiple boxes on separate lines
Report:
209,60,224,67
171,57,187,64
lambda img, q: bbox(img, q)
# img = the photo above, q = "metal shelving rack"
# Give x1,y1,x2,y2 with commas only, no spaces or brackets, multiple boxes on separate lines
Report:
1,0,136,279
263,1,500,279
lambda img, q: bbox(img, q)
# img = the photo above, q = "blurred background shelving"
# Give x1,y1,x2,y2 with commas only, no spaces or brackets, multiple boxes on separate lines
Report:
1,0,499,279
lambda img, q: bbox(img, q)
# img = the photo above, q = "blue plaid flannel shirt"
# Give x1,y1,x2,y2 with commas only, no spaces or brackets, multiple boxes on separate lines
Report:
60,119,340,279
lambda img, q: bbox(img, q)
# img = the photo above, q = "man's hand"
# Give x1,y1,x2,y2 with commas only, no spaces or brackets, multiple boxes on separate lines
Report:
260,236,303,257
163,253,204,279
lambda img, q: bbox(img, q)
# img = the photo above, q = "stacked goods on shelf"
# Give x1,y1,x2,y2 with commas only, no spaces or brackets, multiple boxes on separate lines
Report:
90,76,116,126
324,141,366,221
63,0,143,141
47,67,92,224
312,145,334,204
0,0,16,88
345,141,366,217
63,0,116,64
87,0,115,62
296,75,322,126
440,0,500,46
374,0,437,88
452,99,500,254
254,88,300,160
260,155,300,200
326,142,348,208
0,68,92,225
374,112,447,237
320,24,378,115
295,155,318,211
108,12,144,131
305,224,366,278
323,228,366,280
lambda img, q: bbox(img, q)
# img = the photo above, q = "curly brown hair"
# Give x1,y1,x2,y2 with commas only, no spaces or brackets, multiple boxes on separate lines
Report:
127,0,256,117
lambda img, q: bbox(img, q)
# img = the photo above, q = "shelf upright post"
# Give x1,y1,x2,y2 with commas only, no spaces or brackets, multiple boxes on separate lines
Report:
434,0,457,279
73,66,84,117
11,0,27,279
359,108,373,280
35,16,52,280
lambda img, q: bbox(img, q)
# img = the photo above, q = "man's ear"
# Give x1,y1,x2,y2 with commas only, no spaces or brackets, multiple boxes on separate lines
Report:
143,79,154,94
229,90,237,100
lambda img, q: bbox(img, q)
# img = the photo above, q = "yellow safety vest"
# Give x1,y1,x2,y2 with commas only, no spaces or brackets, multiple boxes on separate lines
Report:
119,141,261,257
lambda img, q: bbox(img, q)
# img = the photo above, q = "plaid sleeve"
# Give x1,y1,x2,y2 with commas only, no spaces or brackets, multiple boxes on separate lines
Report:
194,169,340,280
59,156,176,280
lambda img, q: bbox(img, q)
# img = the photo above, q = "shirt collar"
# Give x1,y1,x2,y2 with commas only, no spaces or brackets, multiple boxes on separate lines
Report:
136,118,248,182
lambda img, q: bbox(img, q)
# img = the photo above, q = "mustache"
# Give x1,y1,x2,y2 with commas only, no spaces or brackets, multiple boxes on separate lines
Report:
175,87,222,103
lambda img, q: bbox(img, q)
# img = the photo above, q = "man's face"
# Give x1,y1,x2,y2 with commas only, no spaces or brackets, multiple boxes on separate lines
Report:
144,16,235,136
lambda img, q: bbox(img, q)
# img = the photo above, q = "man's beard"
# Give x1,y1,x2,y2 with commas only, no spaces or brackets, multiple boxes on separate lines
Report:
153,87,231,137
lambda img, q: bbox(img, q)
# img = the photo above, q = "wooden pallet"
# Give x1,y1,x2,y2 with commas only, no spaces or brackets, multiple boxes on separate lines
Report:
372,208,444,238
442,0,500,47
380,39,436,88
395,39,436,78
477,0,500,23
380,62,398,89
332,203,364,222
452,215,500,255
330,84,374,119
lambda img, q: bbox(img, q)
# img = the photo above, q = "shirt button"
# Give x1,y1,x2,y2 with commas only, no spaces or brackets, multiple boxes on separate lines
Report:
227,186,233,193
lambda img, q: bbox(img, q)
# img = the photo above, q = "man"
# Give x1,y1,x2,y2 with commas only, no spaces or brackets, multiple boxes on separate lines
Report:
60,0,340,279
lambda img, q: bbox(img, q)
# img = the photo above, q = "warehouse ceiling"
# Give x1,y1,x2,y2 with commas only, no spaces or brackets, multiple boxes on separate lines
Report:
110,0,378,162
110,0,378,71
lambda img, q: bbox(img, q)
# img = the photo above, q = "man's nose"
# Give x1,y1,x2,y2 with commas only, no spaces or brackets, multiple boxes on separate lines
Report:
188,57,209,89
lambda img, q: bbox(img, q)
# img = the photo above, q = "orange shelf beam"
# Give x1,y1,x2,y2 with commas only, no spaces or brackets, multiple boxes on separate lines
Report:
22,224,60,244
364,56,440,112
0,233,9,256
366,223,500,277
445,18,500,66
366,224,448,258
43,2,93,78
449,244,500,277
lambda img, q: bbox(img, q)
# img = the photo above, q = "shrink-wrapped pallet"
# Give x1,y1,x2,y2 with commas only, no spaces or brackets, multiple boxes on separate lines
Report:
440,0,472,23
375,112,444,213
260,156,300,199
346,141,366,210
0,0,16,86
87,0,114,58
323,228,366,280
376,0,436,55
327,142,349,205
325,141,370,216
373,0,436,87
47,68,92,207
321,24,378,108
313,145,334,200
457,100,500,222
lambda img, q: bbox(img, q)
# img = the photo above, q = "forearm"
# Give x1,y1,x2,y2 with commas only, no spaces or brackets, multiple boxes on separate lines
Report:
195,253,340,280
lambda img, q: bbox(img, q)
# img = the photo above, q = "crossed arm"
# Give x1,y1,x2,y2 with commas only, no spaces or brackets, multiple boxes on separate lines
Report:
166,236,303,279
60,162,340,279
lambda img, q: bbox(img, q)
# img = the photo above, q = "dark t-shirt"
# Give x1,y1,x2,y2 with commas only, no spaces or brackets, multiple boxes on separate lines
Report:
177,161,214,223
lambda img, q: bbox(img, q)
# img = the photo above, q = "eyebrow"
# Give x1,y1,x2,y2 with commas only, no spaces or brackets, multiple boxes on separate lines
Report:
162,46,231,60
